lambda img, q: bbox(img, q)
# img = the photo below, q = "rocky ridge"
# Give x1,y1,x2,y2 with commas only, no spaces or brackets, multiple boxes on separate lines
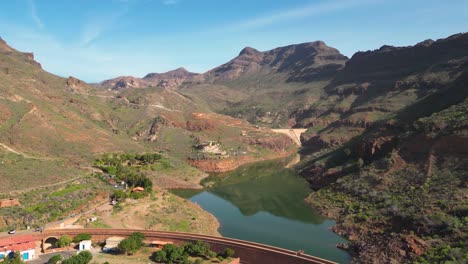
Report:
100,67,199,90
202,41,348,82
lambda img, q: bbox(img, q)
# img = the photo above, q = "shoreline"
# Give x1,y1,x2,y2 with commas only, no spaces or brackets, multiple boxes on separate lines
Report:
187,148,298,174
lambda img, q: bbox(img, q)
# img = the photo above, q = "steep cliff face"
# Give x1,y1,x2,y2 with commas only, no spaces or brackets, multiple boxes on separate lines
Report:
299,33,468,151
331,33,468,85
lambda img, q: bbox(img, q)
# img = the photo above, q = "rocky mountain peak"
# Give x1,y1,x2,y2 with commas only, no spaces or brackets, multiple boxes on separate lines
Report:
143,67,198,80
416,39,435,47
239,47,261,56
101,68,199,90
204,41,348,82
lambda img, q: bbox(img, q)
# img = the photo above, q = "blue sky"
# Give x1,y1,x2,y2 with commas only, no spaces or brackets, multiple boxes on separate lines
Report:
0,0,467,82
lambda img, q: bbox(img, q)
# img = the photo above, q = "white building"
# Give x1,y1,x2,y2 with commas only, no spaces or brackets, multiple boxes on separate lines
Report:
0,235,37,261
79,240,92,251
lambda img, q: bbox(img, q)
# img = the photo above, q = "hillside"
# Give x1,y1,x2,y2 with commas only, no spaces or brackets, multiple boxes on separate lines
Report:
295,34,468,263
0,37,148,192
299,33,468,153
1,32,467,263
178,41,348,128
178,32,468,263
0,38,295,193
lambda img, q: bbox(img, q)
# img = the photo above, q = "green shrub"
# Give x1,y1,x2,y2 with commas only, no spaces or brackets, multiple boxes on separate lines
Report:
221,248,235,258
117,232,145,255
73,233,92,243
56,235,72,248
47,255,62,264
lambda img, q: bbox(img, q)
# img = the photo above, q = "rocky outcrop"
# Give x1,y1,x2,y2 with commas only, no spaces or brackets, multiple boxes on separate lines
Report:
145,116,176,142
66,76,89,93
100,76,148,89
144,67,198,80
100,68,199,90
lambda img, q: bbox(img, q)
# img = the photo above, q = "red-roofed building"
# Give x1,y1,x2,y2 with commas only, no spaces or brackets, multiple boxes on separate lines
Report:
0,235,37,261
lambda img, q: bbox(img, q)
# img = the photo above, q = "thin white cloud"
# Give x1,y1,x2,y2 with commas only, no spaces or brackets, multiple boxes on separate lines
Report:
0,22,173,82
79,8,128,47
28,0,44,29
225,0,379,31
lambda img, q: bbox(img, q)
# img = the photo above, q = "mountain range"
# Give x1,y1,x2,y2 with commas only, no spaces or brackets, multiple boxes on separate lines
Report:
1,32,467,264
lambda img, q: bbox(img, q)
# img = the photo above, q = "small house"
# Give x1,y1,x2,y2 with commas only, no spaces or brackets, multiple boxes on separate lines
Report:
78,240,92,251
0,235,37,261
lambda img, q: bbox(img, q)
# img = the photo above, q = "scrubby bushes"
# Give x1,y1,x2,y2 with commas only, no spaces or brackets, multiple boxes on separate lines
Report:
47,255,62,264
151,240,235,263
61,251,92,264
117,232,145,255
56,235,72,248
96,153,157,198
73,233,91,243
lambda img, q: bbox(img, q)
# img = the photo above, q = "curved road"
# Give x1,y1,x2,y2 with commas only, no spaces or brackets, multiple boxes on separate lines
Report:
33,228,337,264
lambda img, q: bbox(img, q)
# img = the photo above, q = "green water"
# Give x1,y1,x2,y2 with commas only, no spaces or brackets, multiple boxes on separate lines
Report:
172,158,350,264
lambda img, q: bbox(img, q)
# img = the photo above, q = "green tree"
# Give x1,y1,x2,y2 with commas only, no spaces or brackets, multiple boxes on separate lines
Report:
152,244,187,263
152,249,167,262
129,232,145,247
61,250,93,264
73,233,92,243
112,190,127,201
47,255,62,264
117,233,145,255
118,238,138,255
221,248,235,258
56,235,73,248
76,251,92,263
183,240,211,257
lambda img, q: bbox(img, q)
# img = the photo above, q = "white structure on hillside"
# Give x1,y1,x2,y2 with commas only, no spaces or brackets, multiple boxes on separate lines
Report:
79,240,92,251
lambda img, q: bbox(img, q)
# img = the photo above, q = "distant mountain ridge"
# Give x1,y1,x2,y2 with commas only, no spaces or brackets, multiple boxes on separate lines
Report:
203,41,348,82
100,67,199,89
99,40,348,89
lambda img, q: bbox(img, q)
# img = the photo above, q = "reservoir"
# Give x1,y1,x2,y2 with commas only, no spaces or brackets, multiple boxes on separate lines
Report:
173,158,350,263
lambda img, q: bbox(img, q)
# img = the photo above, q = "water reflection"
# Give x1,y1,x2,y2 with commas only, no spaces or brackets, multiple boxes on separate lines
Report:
172,158,350,263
